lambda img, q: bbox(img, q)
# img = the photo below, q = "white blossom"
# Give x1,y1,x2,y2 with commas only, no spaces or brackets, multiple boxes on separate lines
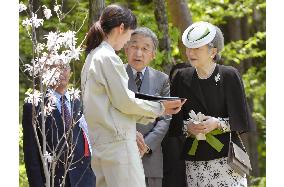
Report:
44,102,56,116
46,91,57,105
24,89,43,107
54,5,61,12
36,43,45,53
43,151,53,163
68,88,81,101
24,64,34,76
31,13,44,28
45,31,59,51
69,47,82,60
42,68,61,86
60,31,77,48
22,18,31,27
21,14,44,28
19,2,27,12
42,5,52,20
24,59,42,76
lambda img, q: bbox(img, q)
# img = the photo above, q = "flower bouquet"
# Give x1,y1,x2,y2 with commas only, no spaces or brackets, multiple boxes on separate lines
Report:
184,110,207,140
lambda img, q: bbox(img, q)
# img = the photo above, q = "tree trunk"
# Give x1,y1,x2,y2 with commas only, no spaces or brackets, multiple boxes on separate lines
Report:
154,0,171,51
226,17,242,71
166,0,192,62
153,0,172,66
88,0,105,29
153,0,173,72
241,16,253,71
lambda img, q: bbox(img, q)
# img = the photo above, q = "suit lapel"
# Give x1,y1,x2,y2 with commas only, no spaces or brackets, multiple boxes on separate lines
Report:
183,68,208,113
126,65,138,92
139,67,150,94
53,108,63,127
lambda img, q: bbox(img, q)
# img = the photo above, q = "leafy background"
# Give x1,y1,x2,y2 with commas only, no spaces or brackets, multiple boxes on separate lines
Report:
19,0,266,186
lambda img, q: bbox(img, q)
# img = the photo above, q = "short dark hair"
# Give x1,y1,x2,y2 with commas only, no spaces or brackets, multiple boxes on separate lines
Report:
131,27,159,51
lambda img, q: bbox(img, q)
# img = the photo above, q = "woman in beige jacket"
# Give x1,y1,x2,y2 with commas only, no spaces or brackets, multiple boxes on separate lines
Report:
81,4,185,187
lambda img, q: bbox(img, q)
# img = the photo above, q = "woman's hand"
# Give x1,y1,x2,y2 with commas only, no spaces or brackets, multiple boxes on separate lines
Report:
186,121,207,136
201,116,219,134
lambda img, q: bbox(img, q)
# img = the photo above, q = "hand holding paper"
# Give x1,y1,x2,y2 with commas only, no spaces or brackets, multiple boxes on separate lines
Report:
162,99,187,115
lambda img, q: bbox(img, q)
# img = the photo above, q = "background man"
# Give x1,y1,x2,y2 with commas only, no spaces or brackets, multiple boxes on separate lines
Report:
22,64,96,187
125,27,170,187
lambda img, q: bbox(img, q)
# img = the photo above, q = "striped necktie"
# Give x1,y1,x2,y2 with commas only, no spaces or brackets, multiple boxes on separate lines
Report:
60,96,71,129
135,72,142,92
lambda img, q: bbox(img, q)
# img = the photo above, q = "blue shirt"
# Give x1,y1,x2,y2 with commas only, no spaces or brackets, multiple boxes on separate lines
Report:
53,90,71,114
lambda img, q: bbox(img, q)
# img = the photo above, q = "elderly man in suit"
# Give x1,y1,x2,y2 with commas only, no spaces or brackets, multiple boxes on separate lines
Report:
124,27,170,187
22,64,96,187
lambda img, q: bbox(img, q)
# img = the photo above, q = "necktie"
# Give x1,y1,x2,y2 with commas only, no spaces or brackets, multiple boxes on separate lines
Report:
61,96,71,129
135,72,142,92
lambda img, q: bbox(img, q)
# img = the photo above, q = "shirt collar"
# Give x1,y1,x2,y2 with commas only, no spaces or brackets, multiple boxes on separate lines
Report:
131,67,147,77
101,41,115,54
53,89,70,103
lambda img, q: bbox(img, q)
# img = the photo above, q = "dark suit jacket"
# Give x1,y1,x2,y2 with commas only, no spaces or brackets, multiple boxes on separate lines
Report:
22,96,96,187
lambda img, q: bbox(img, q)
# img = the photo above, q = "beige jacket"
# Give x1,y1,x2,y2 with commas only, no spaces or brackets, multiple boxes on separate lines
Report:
81,41,164,146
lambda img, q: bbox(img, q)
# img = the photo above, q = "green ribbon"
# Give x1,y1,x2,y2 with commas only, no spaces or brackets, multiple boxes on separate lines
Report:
188,129,224,156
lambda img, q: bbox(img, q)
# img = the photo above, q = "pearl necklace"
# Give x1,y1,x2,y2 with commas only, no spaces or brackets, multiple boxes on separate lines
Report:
196,63,217,80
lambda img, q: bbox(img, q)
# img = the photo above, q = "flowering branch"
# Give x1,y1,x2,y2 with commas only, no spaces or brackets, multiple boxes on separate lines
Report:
20,1,87,186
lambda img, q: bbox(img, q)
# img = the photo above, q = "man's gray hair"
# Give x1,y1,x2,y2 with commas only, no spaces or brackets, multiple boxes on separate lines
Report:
132,27,159,51
208,26,224,62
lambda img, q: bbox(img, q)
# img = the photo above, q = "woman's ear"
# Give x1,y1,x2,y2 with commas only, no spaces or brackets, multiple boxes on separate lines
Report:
210,48,218,59
119,23,125,34
151,50,156,60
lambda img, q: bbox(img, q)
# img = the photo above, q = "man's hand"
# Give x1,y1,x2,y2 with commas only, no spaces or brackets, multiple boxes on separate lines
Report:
162,99,187,115
136,131,147,157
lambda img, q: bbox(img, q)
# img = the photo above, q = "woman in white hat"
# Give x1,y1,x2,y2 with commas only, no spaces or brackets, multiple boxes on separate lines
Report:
168,21,256,186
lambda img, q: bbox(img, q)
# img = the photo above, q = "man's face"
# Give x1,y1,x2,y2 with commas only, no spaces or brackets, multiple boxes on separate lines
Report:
49,64,71,88
58,64,71,87
125,34,156,71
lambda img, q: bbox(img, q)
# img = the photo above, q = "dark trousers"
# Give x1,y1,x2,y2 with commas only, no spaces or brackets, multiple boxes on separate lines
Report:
162,136,187,187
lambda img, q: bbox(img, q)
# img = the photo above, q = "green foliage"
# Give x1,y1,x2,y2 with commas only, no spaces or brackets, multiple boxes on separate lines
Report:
188,0,265,24
129,2,182,70
19,0,266,185
222,32,266,64
19,125,28,187
243,66,266,176
250,176,266,187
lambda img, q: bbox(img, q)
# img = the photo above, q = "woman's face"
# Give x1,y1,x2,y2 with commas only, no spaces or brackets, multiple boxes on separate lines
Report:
186,45,216,68
114,28,134,51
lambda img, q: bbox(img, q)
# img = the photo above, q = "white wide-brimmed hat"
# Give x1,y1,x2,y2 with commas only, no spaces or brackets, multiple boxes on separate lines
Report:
182,21,217,48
